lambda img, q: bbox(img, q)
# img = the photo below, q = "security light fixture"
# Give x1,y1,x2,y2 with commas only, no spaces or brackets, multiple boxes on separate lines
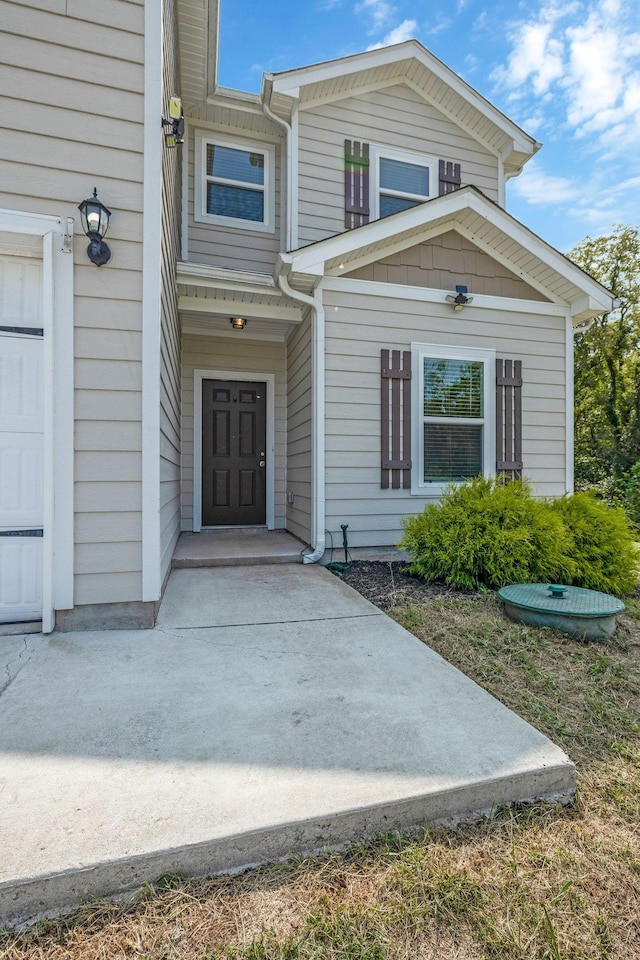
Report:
230,317,247,330
162,96,185,147
446,285,473,311
78,188,112,266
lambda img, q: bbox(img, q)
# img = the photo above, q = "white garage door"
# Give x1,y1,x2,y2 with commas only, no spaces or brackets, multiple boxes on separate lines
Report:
0,255,44,623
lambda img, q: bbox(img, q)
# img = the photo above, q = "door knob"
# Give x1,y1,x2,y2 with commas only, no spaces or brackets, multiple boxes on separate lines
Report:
259,460,265,467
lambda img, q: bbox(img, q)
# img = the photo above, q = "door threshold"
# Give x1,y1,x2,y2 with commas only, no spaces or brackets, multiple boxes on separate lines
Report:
0,620,42,637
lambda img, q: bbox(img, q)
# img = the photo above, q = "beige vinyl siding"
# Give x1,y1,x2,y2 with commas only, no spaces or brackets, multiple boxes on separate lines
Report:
323,285,567,549
298,85,499,247
286,309,312,543
348,232,550,301
159,0,182,586
186,123,283,273
0,0,144,607
181,335,287,529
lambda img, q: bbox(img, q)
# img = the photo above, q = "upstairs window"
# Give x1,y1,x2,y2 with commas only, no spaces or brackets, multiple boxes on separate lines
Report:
371,147,438,220
195,133,275,233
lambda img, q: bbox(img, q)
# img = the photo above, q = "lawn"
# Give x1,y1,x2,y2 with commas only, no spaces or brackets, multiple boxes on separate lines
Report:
2,580,639,959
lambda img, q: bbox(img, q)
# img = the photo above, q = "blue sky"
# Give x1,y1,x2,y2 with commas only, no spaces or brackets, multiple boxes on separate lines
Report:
218,0,640,254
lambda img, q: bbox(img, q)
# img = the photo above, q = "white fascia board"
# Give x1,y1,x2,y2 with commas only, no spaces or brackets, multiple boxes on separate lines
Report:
177,261,277,289
269,41,536,157
178,295,302,322
569,293,615,324
322,276,569,316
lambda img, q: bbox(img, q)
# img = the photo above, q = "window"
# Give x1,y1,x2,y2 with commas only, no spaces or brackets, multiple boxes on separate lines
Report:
411,343,495,494
371,147,437,220
194,133,275,233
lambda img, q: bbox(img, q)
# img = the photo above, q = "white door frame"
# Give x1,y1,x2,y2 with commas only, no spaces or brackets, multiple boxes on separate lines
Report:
193,369,275,532
0,209,74,632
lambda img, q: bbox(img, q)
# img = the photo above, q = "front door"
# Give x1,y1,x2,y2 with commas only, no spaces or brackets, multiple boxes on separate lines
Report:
202,379,267,526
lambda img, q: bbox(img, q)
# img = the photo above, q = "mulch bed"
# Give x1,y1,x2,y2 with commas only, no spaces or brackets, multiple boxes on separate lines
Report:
336,560,474,610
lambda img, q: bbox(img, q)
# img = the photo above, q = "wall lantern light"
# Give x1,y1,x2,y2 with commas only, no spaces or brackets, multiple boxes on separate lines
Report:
78,188,111,266
162,96,185,148
446,284,473,311
230,317,247,330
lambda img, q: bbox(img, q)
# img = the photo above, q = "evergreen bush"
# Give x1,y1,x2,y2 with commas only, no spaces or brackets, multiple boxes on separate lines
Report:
400,477,573,591
400,477,639,595
550,492,638,595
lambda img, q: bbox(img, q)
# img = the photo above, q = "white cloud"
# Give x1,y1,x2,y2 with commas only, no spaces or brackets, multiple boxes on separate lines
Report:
366,18,416,49
355,0,396,34
492,1,640,156
509,164,581,206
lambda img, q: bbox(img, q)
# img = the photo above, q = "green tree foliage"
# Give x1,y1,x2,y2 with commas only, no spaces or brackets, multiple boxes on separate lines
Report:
568,225,640,491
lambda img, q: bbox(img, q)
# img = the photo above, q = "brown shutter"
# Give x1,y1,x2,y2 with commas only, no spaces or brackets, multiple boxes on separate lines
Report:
381,349,412,489
496,358,523,479
345,139,370,229
439,159,461,196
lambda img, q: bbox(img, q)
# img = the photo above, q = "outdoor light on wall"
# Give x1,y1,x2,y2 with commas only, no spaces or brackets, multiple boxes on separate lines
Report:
78,188,112,266
162,96,185,147
230,317,247,330
446,285,473,311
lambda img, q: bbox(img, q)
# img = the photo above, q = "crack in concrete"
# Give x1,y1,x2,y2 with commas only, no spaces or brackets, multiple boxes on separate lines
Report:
1,637,34,698
162,612,386,632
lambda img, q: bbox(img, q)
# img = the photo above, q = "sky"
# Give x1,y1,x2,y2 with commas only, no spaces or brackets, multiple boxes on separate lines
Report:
218,0,640,254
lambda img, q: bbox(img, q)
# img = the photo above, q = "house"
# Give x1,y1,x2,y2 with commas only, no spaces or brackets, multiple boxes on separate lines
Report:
0,0,615,632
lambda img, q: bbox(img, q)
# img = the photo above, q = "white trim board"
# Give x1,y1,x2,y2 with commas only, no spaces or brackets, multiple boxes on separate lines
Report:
192,369,276,532
141,0,163,603
0,210,74,633
321,276,570,317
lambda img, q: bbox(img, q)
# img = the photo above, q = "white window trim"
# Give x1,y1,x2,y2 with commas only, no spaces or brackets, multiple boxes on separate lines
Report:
370,145,438,221
411,342,496,497
194,132,276,234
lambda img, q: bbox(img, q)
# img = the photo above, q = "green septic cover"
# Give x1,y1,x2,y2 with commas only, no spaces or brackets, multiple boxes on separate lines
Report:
498,583,625,618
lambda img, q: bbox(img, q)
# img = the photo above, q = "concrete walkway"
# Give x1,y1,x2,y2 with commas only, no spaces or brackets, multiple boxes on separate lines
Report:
0,565,575,925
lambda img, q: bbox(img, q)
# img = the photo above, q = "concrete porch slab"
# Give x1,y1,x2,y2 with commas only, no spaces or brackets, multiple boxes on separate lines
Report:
172,529,305,568
0,566,575,925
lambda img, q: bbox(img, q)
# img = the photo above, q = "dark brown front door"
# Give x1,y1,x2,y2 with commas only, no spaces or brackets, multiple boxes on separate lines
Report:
202,379,267,526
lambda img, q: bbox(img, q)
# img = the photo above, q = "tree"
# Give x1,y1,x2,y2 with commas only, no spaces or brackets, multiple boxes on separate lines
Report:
567,225,640,492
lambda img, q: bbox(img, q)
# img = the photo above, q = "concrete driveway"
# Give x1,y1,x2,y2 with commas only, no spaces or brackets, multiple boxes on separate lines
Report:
0,564,574,924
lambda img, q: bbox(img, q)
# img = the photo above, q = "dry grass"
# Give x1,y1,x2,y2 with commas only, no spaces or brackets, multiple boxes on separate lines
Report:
2,597,639,960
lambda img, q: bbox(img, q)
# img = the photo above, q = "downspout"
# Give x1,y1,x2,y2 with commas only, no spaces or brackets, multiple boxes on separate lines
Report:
262,87,293,252
278,269,326,563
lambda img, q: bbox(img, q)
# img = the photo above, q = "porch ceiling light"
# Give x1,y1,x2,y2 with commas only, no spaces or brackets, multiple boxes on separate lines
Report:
230,317,247,330
78,188,111,266
446,285,473,311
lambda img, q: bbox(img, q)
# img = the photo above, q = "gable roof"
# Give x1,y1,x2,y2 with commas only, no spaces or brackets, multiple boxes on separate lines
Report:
278,187,615,325
264,40,540,176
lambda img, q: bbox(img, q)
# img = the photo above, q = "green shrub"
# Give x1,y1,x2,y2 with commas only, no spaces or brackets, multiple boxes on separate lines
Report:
400,476,574,591
550,492,638,595
400,478,639,595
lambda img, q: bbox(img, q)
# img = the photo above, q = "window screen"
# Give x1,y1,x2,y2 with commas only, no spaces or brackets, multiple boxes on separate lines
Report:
422,357,484,482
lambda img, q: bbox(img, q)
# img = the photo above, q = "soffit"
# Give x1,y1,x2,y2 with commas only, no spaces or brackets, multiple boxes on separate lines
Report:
176,0,218,107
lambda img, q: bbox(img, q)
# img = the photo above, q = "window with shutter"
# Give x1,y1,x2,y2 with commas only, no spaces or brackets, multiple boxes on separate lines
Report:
438,160,461,195
344,139,370,229
496,359,523,479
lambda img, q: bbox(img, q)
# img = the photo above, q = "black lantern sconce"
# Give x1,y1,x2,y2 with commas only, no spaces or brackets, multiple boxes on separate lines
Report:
78,188,112,266
446,285,473,311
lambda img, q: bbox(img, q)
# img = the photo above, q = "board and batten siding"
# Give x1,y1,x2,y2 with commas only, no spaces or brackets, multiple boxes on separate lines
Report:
181,335,287,530
185,123,283,274
159,0,182,587
285,309,313,543
297,85,500,247
0,0,145,606
323,285,567,549
348,232,550,302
